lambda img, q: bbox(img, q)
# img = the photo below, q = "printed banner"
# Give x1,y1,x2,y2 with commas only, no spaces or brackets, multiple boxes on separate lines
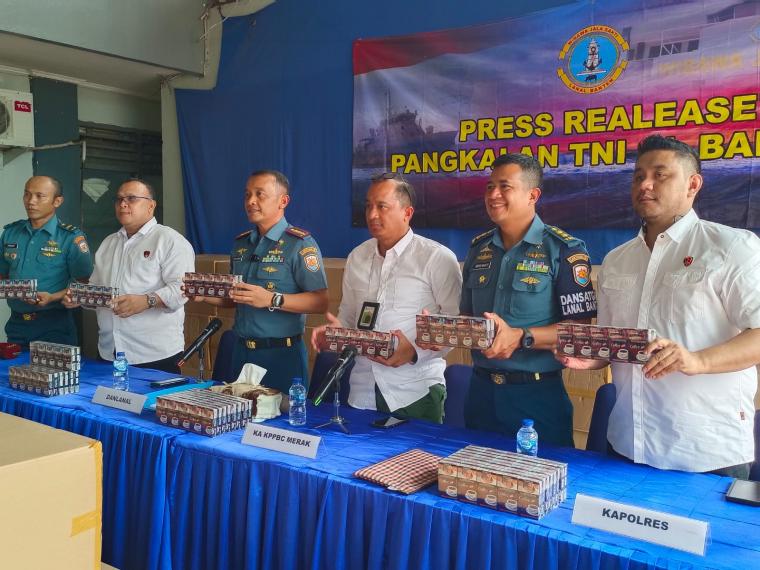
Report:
352,0,760,229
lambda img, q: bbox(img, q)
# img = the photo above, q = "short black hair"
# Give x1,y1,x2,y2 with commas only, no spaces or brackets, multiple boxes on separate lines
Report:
637,134,701,175
250,170,290,194
124,178,156,200
26,176,63,197
491,153,543,189
371,172,416,207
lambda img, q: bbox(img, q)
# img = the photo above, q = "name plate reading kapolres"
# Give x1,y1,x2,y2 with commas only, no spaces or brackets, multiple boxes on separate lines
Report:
242,423,321,459
92,386,147,415
572,493,709,556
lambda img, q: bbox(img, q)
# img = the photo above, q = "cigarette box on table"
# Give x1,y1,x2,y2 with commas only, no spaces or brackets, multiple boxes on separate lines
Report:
183,272,242,299
0,412,102,569
0,278,38,301
438,445,567,519
415,314,495,349
556,323,656,364
9,341,82,397
321,326,395,358
68,282,118,309
156,389,253,436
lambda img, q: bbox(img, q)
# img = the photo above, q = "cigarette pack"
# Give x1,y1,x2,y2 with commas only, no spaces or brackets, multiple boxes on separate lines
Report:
8,365,80,397
155,389,253,436
556,323,657,364
183,273,243,298
438,445,567,519
416,314,495,349
29,341,81,372
0,279,38,301
68,282,119,309
321,327,395,358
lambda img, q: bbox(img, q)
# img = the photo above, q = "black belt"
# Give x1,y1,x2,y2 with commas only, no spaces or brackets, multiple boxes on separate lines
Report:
475,367,560,385
240,334,302,350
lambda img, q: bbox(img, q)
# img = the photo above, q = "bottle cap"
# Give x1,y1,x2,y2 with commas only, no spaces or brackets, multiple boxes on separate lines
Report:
522,418,534,427
292,377,303,384
116,351,126,358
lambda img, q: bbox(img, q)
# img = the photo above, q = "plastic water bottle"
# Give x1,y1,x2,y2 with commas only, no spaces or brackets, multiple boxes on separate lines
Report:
516,418,538,456
112,351,129,391
288,377,307,426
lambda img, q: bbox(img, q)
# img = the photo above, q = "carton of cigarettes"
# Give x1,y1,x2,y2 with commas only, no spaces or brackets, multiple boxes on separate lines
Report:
415,314,495,349
8,364,80,397
321,327,395,358
68,282,119,309
30,341,82,373
155,389,253,436
556,323,657,364
0,279,38,301
438,445,567,519
183,273,243,298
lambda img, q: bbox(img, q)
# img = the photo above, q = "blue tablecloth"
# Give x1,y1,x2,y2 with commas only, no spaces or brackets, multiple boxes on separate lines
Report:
2,355,759,570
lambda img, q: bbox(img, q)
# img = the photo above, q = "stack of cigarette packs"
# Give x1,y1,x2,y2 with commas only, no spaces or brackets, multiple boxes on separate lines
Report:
556,323,657,364
156,389,253,437
322,327,395,358
0,279,38,301
68,282,119,309
9,342,81,397
415,314,495,349
438,445,567,520
183,273,243,298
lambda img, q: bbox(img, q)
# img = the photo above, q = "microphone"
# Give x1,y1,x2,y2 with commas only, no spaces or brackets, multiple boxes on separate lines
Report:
177,318,222,367
313,345,358,406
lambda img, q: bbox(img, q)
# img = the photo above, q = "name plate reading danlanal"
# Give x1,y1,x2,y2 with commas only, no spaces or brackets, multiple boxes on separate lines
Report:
92,386,147,415
242,423,321,459
572,493,709,556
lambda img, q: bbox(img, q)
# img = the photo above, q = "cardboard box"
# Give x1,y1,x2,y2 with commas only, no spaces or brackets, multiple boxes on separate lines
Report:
0,413,102,569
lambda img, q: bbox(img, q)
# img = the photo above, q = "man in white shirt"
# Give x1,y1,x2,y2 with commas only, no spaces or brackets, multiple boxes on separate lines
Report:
65,179,195,373
311,173,462,422
561,134,760,478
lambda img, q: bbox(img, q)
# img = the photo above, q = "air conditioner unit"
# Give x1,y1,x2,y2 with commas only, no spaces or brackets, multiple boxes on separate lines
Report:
0,89,35,148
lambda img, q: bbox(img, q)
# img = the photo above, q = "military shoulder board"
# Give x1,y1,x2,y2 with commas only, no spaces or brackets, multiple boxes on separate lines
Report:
234,230,252,240
470,228,496,247
285,226,311,239
545,225,578,244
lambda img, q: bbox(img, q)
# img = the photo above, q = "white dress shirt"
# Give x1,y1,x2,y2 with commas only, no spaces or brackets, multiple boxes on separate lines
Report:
338,230,462,412
598,209,760,471
90,218,195,364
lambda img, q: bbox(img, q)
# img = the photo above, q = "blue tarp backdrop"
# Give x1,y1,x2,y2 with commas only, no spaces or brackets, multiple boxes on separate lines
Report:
176,0,637,262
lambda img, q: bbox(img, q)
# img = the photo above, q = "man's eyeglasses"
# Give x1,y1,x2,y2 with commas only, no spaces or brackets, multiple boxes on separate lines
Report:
113,195,153,205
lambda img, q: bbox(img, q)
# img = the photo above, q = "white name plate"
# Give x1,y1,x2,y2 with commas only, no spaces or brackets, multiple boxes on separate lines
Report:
92,386,147,415
572,493,709,556
242,423,321,459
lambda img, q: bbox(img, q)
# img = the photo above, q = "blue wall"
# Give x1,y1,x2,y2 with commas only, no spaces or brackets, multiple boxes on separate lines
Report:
176,0,635,262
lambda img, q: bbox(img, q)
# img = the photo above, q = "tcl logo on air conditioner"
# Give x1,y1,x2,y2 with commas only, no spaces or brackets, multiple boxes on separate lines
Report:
14,101,31,113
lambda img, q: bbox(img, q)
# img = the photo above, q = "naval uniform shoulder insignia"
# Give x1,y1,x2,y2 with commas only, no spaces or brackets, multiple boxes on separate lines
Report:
470,228,496,247
285,226,311,239
545,225,579,244
4,220,24,230
234,230,252,240
58,222,79,233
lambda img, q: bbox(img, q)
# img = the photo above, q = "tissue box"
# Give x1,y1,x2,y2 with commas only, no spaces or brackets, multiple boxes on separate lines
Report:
210,384,282,421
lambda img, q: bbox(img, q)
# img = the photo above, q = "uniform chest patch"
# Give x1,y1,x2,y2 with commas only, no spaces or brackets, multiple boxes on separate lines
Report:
262,266,278,274
304,254,320,272
261,255,284,264
520,276,541,285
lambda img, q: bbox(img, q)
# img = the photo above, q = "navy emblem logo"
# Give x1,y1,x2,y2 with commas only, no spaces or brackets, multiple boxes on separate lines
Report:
558,25,628,94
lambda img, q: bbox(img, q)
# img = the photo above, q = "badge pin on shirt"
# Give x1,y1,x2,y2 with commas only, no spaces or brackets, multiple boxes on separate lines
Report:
683,256,693,267
143,250,151,258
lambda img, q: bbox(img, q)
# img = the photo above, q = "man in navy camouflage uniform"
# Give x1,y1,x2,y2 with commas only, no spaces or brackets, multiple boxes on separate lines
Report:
0,176,93,346
460,154,597,446
196,170,327,392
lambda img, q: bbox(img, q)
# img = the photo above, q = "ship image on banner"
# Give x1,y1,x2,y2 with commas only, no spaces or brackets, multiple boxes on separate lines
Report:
352,0,760,232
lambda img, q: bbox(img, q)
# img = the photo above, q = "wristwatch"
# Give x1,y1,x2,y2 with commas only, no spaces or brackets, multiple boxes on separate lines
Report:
269,292,284,312
146,293,158,309
521,328,535,349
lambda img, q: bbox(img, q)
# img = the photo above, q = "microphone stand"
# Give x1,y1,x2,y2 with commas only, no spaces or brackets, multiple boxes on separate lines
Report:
315,373,349,434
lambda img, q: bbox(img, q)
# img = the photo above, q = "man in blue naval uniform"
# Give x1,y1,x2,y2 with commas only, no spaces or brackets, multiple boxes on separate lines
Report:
198,170,328,393
461,154,597,447
0,176,93,345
